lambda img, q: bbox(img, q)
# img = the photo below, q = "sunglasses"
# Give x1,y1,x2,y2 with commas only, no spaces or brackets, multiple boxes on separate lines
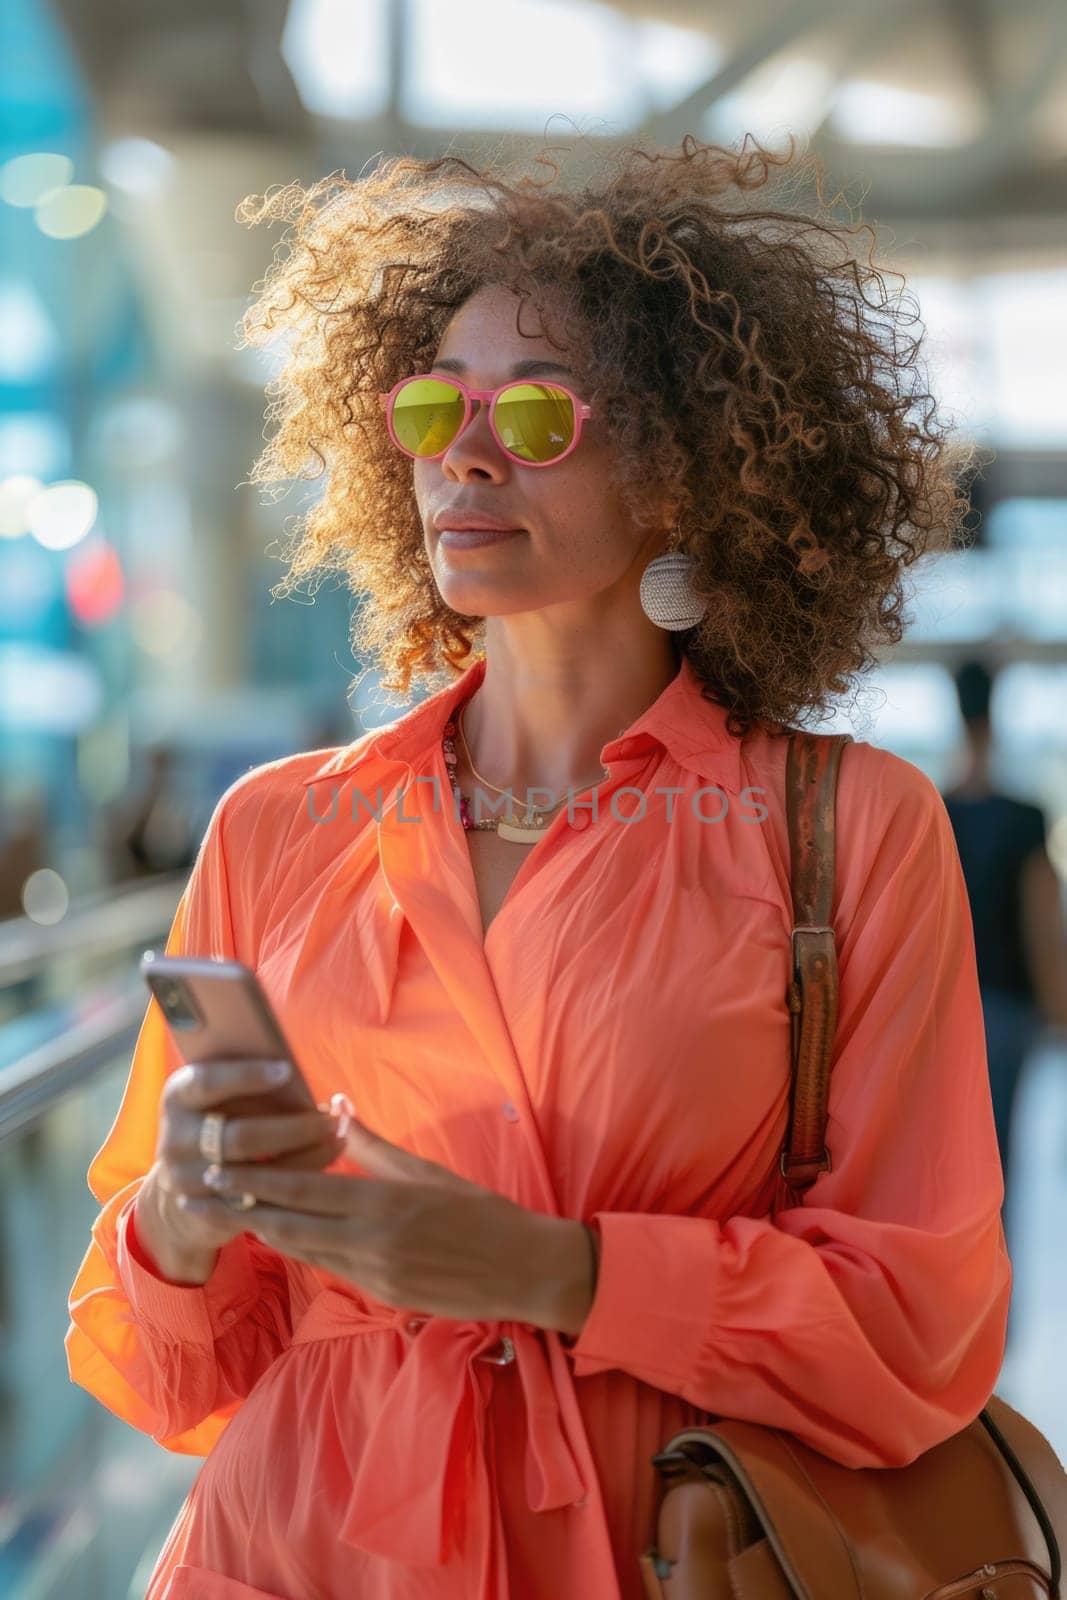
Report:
377,374,592,467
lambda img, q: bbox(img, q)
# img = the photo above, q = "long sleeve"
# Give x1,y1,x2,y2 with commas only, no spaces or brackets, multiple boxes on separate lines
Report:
64,782,296,1456
561,753,1013,1469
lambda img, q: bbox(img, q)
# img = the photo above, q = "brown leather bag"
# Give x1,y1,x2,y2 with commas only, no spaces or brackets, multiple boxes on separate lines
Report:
639,729,1067,1600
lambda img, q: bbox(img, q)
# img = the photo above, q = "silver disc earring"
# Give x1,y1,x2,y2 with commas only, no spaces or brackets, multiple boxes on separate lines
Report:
639,546,709,631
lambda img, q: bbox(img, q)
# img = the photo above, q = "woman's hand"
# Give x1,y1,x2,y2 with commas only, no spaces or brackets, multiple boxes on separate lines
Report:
135,1058,346,1281
175,1110,594,1333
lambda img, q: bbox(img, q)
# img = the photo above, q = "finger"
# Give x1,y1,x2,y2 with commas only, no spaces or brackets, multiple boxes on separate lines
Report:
328,1092,353,1141
156,1177,259,1248
163,1160,270,1202
265,1137,351,1172
168,1058,293,1110
190,1111,345,1165
202,1165,370,1215
173,1194,271,1237
198,1200,346,1250
165,1190,254,1244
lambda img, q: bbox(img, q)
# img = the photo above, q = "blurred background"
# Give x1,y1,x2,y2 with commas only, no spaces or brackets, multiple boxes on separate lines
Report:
1,0,1066,1593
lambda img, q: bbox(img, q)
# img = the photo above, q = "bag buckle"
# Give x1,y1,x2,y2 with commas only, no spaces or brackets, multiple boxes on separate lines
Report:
780,1147,832,1180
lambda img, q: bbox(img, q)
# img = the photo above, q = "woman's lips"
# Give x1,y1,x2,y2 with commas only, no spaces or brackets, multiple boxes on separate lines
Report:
437,527,525,550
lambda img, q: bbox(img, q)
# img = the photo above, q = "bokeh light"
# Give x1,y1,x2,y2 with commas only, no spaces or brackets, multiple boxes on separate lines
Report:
22,867,70,925
0,645,103,730
35,182,108,239
0,151,74,207
0,412,69,479
0,475,44,538
129,587,203,659
98,136,176,195
0,281,61,382
26,479,99,549
66,538,126,626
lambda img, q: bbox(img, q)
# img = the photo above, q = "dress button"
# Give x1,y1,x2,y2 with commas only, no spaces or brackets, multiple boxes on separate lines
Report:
406,1316,428,1333
569,811,591,831
573,1494,588,1509
501,1101,519,1122
219,1309,236,1327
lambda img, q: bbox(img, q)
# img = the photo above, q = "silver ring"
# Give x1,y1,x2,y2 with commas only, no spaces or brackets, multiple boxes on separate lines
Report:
199,1111,226,1163
221,1191,258,1212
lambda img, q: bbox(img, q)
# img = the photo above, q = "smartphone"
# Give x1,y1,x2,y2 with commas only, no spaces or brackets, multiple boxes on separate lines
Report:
139,953,336,1163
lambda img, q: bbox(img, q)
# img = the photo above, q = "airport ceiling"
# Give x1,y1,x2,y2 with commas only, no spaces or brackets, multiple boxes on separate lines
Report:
48,0,1067,376
53,0,1067,226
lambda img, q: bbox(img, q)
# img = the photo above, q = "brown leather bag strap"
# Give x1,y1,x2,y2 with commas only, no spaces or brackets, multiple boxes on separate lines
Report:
779,729,853,1196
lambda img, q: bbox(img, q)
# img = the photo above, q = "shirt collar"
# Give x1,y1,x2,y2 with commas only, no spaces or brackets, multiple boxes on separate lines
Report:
301,652,744,794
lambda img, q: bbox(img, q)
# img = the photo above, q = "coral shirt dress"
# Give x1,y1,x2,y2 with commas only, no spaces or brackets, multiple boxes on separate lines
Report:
65,652,1011,1600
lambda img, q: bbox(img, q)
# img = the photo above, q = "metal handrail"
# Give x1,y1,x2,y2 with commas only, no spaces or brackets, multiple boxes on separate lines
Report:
0,874,184,987
0,974,149,1145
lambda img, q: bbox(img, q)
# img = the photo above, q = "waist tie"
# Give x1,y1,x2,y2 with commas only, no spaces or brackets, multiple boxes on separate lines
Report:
289,1285,588,1573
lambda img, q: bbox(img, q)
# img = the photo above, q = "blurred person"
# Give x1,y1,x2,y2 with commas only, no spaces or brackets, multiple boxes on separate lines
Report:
67,137,1011,1600
0,792,48,920
101,743,198,883
0,792,49,1016
943,659,1067,1276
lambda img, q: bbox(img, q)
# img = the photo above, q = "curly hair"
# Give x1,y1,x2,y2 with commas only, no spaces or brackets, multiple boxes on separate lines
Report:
235,132,975,738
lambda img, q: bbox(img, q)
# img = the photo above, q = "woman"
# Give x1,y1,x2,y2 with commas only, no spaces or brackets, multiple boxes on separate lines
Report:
66,136,1011,1600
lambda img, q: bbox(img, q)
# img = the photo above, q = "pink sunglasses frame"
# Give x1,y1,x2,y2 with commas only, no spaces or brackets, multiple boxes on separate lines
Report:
377,374,593,468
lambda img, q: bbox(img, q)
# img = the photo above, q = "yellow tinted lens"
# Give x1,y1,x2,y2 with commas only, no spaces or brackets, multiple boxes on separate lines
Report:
390,378,465,456
494,384,575,462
